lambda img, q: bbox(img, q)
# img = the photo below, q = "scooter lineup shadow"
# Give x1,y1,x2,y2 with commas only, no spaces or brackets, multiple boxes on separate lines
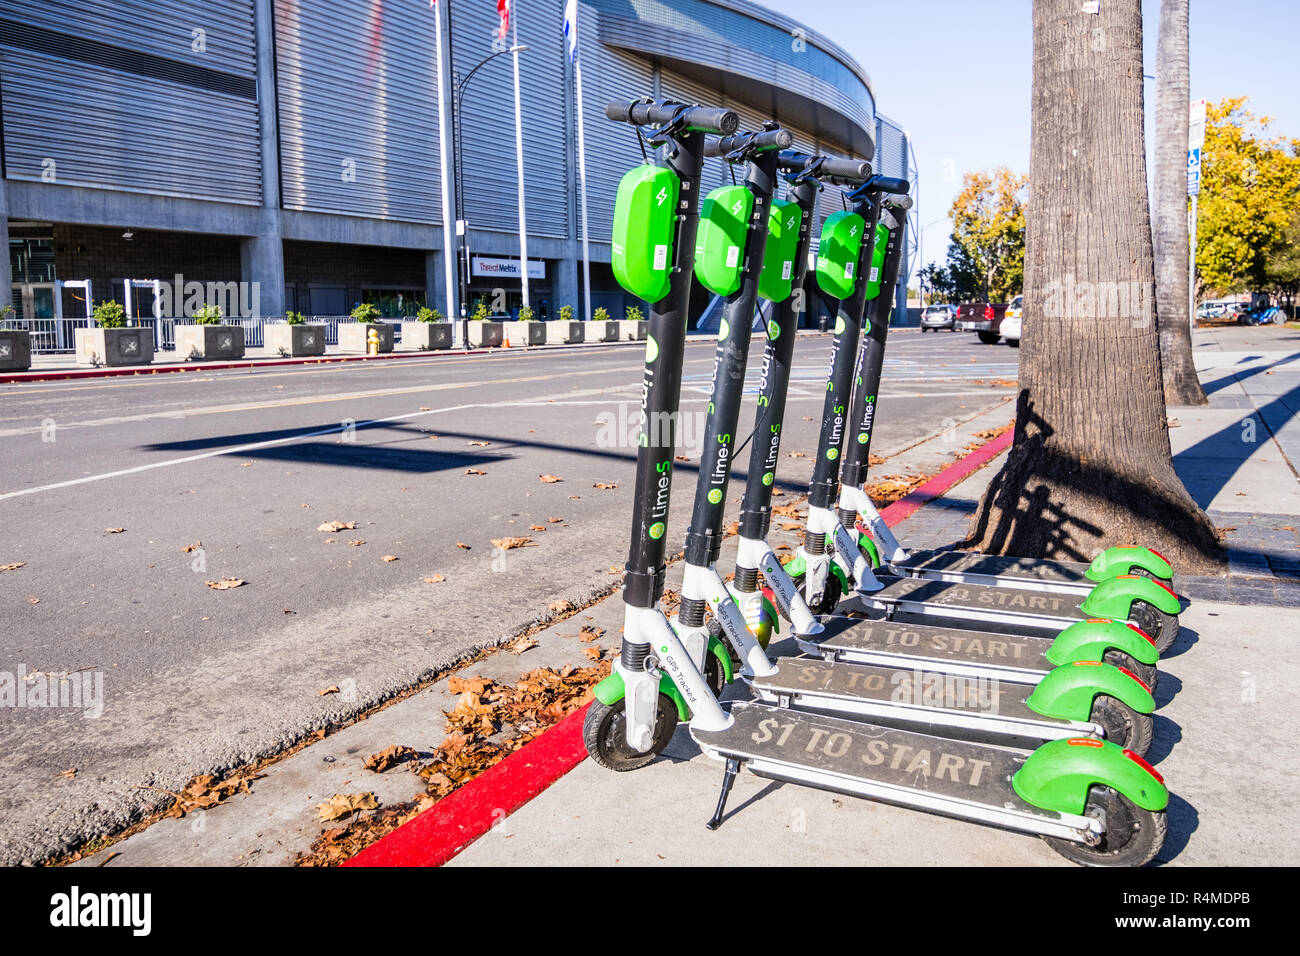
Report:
1152,793,1198,865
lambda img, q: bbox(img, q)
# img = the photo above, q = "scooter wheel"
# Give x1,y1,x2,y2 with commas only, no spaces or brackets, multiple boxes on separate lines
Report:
1128,599,1179,654
789,572,843,615
1044,786,1166,867
1101,650,1158,692
583,695,679,772
1089,694,1154,757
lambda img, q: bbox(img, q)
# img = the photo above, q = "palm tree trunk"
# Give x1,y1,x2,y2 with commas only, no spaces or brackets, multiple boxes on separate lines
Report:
1153,0,1207,405
968,0,1223,573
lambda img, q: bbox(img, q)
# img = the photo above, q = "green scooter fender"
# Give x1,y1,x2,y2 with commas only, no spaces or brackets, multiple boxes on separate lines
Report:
591,638,734,722
1012,737,1168,815
1085,545,1174,585
1045,618,1160,669
1025,661,1155,722
1080,574,1182,620
856,529,880,569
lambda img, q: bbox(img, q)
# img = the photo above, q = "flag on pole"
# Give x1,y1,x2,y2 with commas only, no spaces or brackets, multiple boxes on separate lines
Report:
563,0,579,61
498,0,511,40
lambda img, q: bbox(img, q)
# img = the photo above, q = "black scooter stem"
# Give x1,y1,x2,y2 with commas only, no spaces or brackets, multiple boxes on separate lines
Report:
840,201,909,490
805,194,888,514
622,127,710,609
684,146,783,568
737,175,821,541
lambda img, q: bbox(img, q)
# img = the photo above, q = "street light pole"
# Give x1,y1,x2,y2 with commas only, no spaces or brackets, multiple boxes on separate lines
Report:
452,44,528,351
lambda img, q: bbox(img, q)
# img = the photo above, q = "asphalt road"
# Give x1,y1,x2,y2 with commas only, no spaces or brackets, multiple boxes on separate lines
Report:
0,328,1020,863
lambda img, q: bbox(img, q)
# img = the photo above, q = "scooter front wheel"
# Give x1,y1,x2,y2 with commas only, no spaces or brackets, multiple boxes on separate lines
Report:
1044,786,1166,867
583,694,679,772
789,572,843,615
1088,694,1154,757
1128,599,1179,654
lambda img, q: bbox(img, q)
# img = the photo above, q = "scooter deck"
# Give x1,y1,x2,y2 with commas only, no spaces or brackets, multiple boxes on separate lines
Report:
691,701,1094,841
798,613,1055,683
891,549,1097,594
848,574,1089,632
750,655,1095,741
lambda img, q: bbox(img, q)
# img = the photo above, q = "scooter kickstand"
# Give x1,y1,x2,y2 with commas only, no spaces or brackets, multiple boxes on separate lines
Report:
706,757,742,830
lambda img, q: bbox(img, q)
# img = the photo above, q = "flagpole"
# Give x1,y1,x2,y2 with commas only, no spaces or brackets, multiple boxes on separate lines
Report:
571,12,592,322
433,0,458,340
510,3,530,309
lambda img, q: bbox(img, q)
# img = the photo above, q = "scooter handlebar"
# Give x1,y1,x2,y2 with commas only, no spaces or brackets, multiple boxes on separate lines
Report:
865,175,911,195
605,99,740,135
704,127,795,158
776,151,872,183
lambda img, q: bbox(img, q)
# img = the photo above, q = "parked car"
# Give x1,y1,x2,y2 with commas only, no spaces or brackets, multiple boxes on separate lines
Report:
1195,302,1226,320
1001,295,1022,347
919,303,958,332
955,302,1008,344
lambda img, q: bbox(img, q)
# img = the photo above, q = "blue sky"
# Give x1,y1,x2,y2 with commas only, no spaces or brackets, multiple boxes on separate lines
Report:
761,0,1298,274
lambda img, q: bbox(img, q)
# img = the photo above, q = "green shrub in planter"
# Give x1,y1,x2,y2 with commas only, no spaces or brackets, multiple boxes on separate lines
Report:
626,305,645,322
93,300,127,328
193,304,224,326
558,304,574,323
594,307,610,322
518,306,535,322
351,302,382,323
416,307,445,323
286,311,306,325
471,301,490,321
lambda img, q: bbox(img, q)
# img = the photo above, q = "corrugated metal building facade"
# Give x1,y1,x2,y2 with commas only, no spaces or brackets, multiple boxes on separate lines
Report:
1,0,911,335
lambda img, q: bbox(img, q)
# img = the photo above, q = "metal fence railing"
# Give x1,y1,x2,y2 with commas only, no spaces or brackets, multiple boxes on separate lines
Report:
1,315,418,354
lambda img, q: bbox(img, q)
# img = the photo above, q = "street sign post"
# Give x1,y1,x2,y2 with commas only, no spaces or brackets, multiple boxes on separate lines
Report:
1187,99,1206,333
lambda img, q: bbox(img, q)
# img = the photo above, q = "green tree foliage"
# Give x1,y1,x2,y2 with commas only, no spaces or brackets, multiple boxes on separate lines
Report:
1197,97,1300,297
920,241,984,303
949,167,1028,302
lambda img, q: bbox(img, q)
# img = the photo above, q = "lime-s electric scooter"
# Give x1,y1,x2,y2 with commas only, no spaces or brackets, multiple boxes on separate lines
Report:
585,103,1170,865
786,193,1184,651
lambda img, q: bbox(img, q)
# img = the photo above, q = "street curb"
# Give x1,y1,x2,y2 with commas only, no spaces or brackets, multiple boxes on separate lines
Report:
879,429,1014,526
340,425,1018,868
343,702,592,868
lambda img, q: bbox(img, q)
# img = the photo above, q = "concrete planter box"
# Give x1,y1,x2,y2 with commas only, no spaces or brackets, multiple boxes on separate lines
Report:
587,321,619,343
0,329,32,371
401,321,453,350
74,326,155,367
467,321,503,347
543,321,584,345
338,322,394,353
175,324,246,360
503,321,546,346
618,320,648,341
266,323,326,357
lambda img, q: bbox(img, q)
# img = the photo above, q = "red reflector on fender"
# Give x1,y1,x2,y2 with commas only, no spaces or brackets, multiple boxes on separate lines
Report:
1124,748,1164,784
1117,666,1152,693
1150,548,1167,562
1068,737,1104,748
1127,622,1156,645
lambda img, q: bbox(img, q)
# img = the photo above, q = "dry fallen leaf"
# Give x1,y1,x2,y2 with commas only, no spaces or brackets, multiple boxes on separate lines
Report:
364,745,416,773
547,517,564,523
104,527,125,535
583,646,603,661
491,536,535,551
787,451,807,458
419,406,431,411
549,600,574,614
447,675,492,695
319,686,340,696
382,555,399,563
593,482,618,490
456,542,471,550
205,577,246,591
465,468,486,476
529,525,546,532
347,539,365,547
1,562,25,573
538,474,563,483
240,462,253,468
317,792,379,822
424,574,446,584
59,768,76,779
318,520,357,533
507,636,540,655
182,542,201,553
468,440,491,447
675,455,690,462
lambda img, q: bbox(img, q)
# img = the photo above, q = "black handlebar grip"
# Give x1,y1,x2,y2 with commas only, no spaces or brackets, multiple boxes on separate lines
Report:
886,195,913,210
606,100,738,135
821,156,873,181
681,106,740,135
867,176,911,195
705,127,793,157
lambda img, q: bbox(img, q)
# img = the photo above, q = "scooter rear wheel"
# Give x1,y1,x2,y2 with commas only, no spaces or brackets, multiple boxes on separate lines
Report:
583,694,679,772
1101,649,1158,692
1044,786,1166,867
789,572,843,615
1128,599,1178,654
1089,694,1154,757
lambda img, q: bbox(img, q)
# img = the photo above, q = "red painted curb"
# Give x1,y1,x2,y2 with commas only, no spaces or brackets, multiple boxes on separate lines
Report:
343,701,592,868
880,429,1014,527
342,425,1017,867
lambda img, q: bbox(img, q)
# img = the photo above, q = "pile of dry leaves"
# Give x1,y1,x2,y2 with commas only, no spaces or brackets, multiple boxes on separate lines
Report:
296,660,609,866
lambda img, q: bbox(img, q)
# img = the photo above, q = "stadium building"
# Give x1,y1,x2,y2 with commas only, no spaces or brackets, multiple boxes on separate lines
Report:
0,0,915,349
